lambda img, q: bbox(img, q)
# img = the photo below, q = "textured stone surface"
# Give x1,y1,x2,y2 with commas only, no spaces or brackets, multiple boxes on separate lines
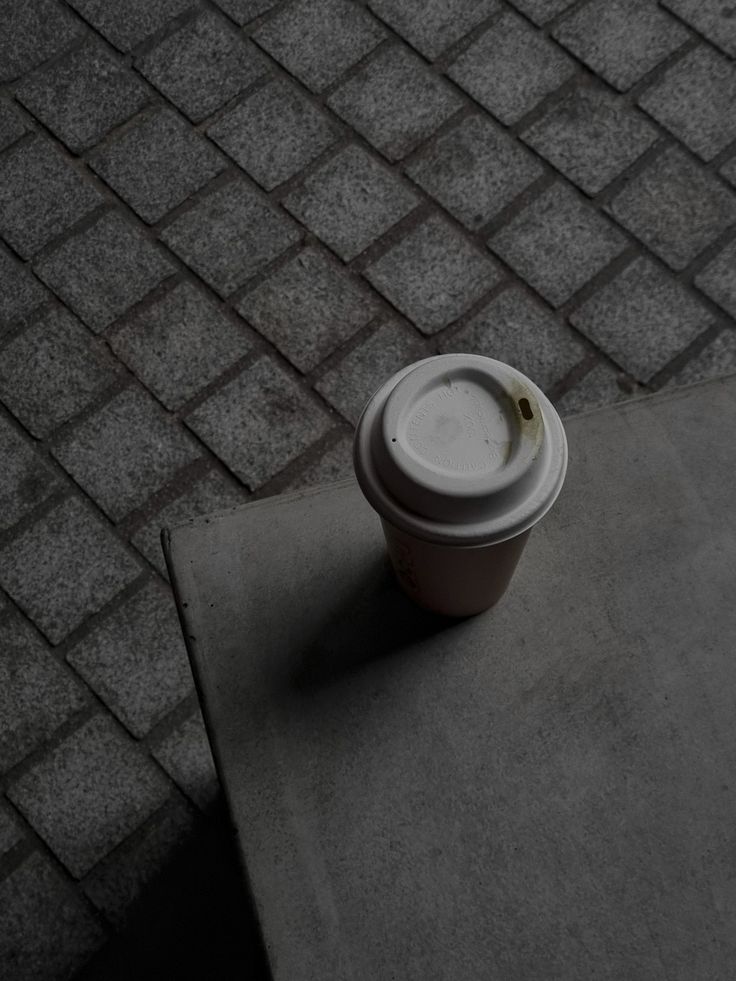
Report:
638,46,736,162
238,247,379,371
68,0,192,52
406,114,543,231
0,497,140,644
605,147,736,271
0,852,105,981
15,38,149,153
569,257,713,381
0,0,83,83
695,240,736,320
365,215,501,334
0,101,29,151
35,211,174,331
448,11,575,125
722,156,736,188
254,0,384,92
67,581,193,738
207,78,336,191
315,320,425,424
0,611,87,771
368,0,500,59
667,329,736,387
110,282,252,409
0,805,23,859
0,137,101,259
286,434,354,490
161,181,300,296
521,85,658,195
489,183,626,307
442,284,585,390
186,357,333,488
327,45,462,162
662,0,736,58
52,386,202,521
552,0,690,92
138,11,266,123
213,0,279,25
0,246,49,337
153,711,220,812
8,715,171,878
90,108,226,224
507,0,574,25
0,414,61,531
555,362,638,416
0,307,118,438
283,145,419,261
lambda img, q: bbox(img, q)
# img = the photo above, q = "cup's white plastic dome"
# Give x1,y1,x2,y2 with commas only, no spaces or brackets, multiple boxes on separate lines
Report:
353,354,568,546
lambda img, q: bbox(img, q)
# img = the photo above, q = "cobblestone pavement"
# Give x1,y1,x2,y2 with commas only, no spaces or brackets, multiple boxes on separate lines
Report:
1,0,736,976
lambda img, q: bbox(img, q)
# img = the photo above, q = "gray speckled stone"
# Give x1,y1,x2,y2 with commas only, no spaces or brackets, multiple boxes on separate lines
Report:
153,711,220,812
667,329,736,387
0,100,29,150
213,0,279,25
67,0,192,51
0,0,84,83
570,256,713,382
286,434,355,490
0,414,61,532
662,0,736,58
364,214,502,334
368,0,501,59
721,156,736,188
8,715,171,878
507,0,574,25
0,246,49,338
694,239,736,320
238,247,378,371
0,805,23,859
555,362,640,416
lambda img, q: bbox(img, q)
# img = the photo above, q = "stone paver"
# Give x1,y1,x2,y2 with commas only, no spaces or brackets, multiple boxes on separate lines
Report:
695,239,736,320
8,715,172,878
283,144,419,260
368,0,500,59
722,157,736,188
68,0,193,52
405,114,543,231
666,329,736,387
441,284,585,390
569,256,713,382
0,101,29,151
0,307,119,438
605,147,736,272
662,0,736,59
35,211,175,331
0,805,23,860
286,434,354,490
0,137,101,259
187,357,333,488
0,497,140,644
364,214,502,334
327,45,462,161
507,0,574,25
0,246,49,338
0,414,61,531
237,246,379,371
556,362,639,416
552,0,690,92
207,78,337,191
448,11,575,125
214,0,279,25
15,38,149,154
90,108,226,224
67,581,193,738
0,0,83,83
110,281,252,409
52,386,202,521
489,182,627,307
153,711,219,812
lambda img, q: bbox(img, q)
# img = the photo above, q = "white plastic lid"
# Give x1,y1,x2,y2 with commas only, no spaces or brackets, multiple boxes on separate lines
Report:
353,354,568,546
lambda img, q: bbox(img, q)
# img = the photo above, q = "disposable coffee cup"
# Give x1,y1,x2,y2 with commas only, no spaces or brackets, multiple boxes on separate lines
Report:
353,354,568,617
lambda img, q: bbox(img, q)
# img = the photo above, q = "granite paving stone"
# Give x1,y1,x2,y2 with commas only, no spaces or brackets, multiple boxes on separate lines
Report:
315,320,425,424
110,281,252,409
132,469,247,578
52,386,202,521
448,11,575,126
237,246,379,371
8,715,172,878
489,182,627,307
0,805,23,859
0,612,87,771
722,157,736,188
137,11,267,123
213,0,280,25
0,414,61,531
605,147,736,272
35,211,175,331
327,45,462,162
555,362,639,416
0,137,101,259
441,284,585,390
552,0,690,92
405,114,543,231
254,0,385,92
283,145,419,261
186,356,333,488
90,108,226,224
153,711,219,812
662,0,736,59
0,852,106,981
161,180,300,296
0,307,119,438
0,101,29,151
0,246,49,338
695,240,736,320
638,45,736,162
506,0,575,25
666,329,736,387
67,581,193,738
286,433,354,490
521,85,658,196
0,496,140,644
368,0,500,60
364,214,502,334
569,256,713,382
67,0,193,52
207,78,337,191
0,0,84,83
